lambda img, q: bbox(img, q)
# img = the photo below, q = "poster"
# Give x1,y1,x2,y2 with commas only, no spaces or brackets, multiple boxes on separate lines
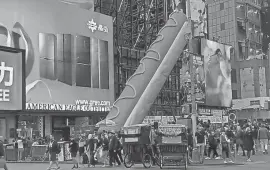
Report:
0,0,114,111
201,39,232,107
179,52,205,105
240,67,255,98
259,67,267,97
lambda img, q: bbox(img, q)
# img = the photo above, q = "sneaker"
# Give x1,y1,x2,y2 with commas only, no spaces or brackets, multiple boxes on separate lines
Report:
228,160,234,163
205,157,211,160
215,157,221,160
224,160,228,164
247,159,252,162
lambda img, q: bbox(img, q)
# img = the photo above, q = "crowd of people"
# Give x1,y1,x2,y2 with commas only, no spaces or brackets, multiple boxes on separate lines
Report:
61,130,124,169
189,120,270,163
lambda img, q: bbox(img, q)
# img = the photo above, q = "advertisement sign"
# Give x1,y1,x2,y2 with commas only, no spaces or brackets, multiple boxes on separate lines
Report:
0,47,24,110
0,0,114,111
240,68,254,98
187,0,208,37
201,39,232,107
199,116,228,124
180,52,205,105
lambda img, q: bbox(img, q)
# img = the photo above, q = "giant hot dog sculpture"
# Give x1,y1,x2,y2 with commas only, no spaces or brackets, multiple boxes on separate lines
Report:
104,11,187,128
125,22,190,126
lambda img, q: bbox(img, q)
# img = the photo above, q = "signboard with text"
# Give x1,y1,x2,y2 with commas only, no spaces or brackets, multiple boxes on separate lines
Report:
0,0,114,111
0,47,25,110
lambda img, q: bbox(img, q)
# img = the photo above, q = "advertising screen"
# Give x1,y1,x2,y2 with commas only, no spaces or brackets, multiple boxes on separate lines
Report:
240,68,254,98
0,0,114,112
201,39,232,107
0,47,24,110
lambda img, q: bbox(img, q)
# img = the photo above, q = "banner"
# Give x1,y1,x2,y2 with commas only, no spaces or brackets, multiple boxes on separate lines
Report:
201,39,232,107
259,67,267,97
180,52,205,105
0,0,114,111
0,48,24,110
240,67,254,98
199,116,228,124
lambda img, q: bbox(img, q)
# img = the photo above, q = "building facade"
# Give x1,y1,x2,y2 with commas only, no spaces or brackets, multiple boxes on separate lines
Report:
208,0,270,99
0,0,114,141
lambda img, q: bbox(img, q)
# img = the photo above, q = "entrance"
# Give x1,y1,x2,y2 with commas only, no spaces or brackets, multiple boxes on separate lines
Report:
52,116,70,141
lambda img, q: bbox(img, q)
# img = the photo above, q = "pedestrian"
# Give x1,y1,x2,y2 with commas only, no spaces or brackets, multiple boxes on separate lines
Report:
69,138,79,169
101,133,109,167
258,124,269,154
243,127,254,162
206,131,218,159
235,126,245,156
116,133,123,163
46,135,60,170
78,135,86,165
220,129,233,164
86,134,97,167
195,126,207,162
108,130,121,166
0,136,8,170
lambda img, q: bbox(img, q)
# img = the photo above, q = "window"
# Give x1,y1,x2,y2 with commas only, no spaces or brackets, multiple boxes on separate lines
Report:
232,90,238,99
220,23,225,30
231,69,237,83
220,2,224,10
39,33,109,89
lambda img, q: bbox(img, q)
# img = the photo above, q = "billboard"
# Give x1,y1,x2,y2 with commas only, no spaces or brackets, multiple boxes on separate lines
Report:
201,39,232,107
240,68,255,98
0,0,114,112
180,52,205,105
0,47,25,110
188,0,208,37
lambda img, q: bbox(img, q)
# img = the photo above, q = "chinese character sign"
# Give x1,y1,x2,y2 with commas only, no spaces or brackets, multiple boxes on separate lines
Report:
0,49,23,110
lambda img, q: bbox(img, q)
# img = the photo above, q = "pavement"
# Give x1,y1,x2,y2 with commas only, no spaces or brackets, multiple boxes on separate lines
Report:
4,152,270,170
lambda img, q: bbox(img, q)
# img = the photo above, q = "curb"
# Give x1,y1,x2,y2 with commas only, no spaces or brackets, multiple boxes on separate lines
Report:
190,163,244,166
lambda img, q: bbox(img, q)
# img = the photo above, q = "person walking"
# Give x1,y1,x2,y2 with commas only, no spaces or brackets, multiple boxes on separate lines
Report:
0,137,8,170
116,133,123,163
258,124,269,154
46,135,60,170
101,133,109,167
87,134,97,168
69,138,79,169
243,127,254,162
78,135,86,165
235,126,245,156
206,131,218,159
108,130,121,167
220,129,233,164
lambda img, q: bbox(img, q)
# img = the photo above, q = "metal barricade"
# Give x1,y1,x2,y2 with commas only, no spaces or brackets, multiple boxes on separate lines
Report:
31,145,47,161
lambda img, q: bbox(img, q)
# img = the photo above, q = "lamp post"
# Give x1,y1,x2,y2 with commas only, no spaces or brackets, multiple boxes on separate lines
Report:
186,0,197,146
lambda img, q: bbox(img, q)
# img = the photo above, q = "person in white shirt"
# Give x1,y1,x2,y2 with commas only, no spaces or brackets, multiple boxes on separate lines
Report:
17,138,24,161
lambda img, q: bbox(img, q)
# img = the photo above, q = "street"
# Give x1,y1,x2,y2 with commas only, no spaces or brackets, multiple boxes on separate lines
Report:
5,153,270,170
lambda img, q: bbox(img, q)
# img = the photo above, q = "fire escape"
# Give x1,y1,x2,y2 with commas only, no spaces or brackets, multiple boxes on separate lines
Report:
95,0,184,116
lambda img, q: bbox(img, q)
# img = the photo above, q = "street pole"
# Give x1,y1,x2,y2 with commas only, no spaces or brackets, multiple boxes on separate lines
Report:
186,0,197,147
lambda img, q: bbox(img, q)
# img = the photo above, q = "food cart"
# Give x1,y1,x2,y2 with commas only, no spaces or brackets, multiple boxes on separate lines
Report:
158,124,188,169
121,124,152,168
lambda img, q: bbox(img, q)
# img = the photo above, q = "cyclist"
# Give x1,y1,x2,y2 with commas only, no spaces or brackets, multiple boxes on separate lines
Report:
149,122,162,164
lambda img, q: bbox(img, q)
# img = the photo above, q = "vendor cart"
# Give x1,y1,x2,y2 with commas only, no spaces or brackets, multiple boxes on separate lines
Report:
121,124,152,168
158,124,188,169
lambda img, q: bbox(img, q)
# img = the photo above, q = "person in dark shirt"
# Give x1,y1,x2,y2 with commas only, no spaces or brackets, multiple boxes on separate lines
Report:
207,131,218,159
0,137,8,170
195,127,206,160
108,131,121,166
69,139,79,169
101,133,109,167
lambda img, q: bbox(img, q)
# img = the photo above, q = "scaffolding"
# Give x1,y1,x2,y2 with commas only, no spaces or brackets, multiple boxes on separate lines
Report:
95,0,185,116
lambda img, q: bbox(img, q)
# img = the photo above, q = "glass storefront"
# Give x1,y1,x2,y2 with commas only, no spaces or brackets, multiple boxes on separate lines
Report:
17,115,44,139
